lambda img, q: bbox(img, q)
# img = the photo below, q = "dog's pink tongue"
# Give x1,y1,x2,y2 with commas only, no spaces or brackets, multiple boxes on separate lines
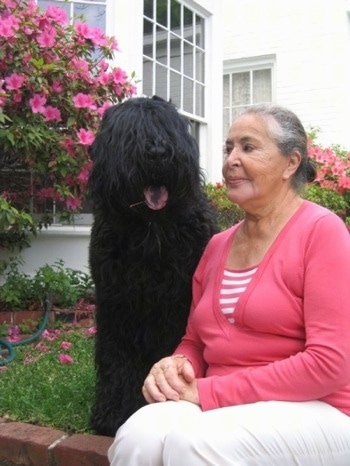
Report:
144,186,168,210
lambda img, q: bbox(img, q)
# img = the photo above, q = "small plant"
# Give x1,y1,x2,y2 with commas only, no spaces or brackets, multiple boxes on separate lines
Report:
0,258,94,311
205,182,244,230
0,258,37,311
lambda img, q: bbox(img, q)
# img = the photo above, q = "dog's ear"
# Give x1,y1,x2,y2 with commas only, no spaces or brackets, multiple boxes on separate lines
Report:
151,95,166,102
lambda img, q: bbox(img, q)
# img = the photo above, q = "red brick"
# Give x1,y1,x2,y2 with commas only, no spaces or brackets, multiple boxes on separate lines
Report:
52,433,113,466
0,422,67,465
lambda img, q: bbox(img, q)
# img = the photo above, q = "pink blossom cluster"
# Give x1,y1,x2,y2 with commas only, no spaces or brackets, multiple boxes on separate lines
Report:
0,0,136,217
308,143,350,193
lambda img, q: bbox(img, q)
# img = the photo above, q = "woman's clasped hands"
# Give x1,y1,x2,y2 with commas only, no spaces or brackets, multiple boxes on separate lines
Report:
142,356,199,405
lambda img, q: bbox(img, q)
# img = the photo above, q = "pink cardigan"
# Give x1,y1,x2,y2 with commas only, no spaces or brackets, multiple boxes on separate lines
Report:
175,201,350,415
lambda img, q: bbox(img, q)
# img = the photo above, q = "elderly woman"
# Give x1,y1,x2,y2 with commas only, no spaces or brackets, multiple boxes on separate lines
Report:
108,104,350,465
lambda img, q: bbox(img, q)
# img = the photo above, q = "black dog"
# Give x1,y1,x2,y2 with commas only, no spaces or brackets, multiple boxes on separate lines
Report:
88,96,218,436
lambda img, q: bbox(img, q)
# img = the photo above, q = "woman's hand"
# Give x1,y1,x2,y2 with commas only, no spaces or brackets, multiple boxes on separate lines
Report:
142,356,199,405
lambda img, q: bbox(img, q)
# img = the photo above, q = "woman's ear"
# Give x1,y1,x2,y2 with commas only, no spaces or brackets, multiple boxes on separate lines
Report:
283,151,301,180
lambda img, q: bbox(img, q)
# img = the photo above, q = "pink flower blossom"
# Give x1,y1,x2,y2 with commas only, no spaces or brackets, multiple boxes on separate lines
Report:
35,342,50,353
66,196,82,210
5,73,25,90
59,353,74,364
0,15,19,38
112,67,128,85
29,94,47,113
52,81,64,93
0,366,9,372
73,93,96,109
97,101,112,116
87,326,97,335
42,106,62,122
77,128,95,146
61,341,72,350
37,28,57,48
45,6,68,26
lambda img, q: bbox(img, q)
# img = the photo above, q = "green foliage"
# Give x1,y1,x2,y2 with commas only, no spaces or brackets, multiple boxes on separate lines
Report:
0,258,94,311
303,184,347,217
0,326,95,434
204,182,244,230
0,197,36,251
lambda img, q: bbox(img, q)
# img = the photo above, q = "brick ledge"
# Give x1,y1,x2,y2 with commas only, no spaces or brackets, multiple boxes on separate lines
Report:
0,419,113,466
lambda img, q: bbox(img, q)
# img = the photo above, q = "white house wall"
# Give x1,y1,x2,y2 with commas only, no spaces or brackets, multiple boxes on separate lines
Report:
222,0,350,149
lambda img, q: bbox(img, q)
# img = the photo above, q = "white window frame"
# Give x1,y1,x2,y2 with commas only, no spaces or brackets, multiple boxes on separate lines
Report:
223,55,276,142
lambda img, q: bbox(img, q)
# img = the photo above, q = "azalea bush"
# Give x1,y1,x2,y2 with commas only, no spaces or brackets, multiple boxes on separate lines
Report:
0,0,136,250
306,134,350,225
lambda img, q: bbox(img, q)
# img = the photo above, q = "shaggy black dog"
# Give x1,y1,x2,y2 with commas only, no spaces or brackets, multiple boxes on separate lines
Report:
88,96,219,437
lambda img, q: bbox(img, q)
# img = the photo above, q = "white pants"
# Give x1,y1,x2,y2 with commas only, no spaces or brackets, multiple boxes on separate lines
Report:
108,400,350,465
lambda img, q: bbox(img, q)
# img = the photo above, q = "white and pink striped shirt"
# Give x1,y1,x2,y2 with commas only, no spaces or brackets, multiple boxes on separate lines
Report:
220,267,258,323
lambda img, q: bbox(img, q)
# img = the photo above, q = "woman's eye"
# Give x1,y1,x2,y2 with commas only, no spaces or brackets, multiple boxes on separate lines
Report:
243,145,254,152
223,146,232,157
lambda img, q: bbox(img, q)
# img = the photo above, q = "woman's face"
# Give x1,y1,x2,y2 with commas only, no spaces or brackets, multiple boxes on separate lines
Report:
222,113,297,212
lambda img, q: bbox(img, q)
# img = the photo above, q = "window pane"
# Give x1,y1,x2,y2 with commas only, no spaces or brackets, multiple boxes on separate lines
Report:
74,4,106,31
156,0,167,27
38,0,70,16
170,0,181,31
170,34,181,72
156,26,167,65
232,72,250,105
253,69,272,102
155,63,167,99
223,108,231,141
183,6,194,43
223,74,230,107
195,15,205,48
195,49,205,83
143,59,153,97
195,83,204,117
183,77,193,113
183,42,193,78
144,17,153,37
144,0,154,19
170,70,181,108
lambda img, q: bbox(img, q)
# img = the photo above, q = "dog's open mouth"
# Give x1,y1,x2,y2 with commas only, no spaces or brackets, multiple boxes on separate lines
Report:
144,185,168,210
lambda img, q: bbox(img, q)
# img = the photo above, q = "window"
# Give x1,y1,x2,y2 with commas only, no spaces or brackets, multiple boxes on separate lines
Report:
37,0,106,31
143,0,206,120
223,56,275,141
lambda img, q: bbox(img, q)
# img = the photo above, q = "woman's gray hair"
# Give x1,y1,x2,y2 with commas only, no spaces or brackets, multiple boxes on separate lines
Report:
239,104,316,190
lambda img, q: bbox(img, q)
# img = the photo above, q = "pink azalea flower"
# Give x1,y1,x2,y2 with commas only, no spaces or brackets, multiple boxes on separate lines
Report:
98,72,111,85
59,353,74,364
0,366,9,372
42,106,62,122
66,195,82,210
5,73,25,90
37,28,57,48
97,101,112,116
52,81,63,93
77,128,95,146
61,341,72,350
0,15,19,38
87,326,97,335
29,94,47,113
111,67,128,85
73,93,96,109
45,6,68,26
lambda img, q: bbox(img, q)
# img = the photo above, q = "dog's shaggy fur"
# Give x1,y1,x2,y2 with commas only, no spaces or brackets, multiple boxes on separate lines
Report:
88,96,219,436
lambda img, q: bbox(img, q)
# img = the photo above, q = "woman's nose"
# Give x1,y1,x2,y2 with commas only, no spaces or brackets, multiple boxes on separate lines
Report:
226,147,240,166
